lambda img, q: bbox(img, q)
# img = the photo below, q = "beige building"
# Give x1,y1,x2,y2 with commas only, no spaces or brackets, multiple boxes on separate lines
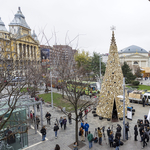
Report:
118,45,150,74
0,7,41,74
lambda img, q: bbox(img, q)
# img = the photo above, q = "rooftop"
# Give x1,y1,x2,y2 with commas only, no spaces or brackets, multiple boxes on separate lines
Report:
119,45,148,54
9,7,30,30
0,17,8,32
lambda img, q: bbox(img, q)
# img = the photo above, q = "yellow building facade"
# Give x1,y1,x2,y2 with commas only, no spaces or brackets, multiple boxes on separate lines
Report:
0,7,41,74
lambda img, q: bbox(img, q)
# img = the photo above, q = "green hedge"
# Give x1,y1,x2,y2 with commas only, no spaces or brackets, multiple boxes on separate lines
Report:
132,81,140,86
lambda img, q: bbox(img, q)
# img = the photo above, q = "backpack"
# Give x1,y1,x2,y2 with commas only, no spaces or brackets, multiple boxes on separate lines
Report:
79,131,81,136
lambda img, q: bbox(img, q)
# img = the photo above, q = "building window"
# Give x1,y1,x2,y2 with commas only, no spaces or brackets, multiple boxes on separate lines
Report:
134,61,138,64
8,55,10,59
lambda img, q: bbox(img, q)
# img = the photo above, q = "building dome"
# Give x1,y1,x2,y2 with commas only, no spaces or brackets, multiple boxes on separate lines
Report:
9,7,30,29
119,45,148,54
32,30,38,41
0,17,8,32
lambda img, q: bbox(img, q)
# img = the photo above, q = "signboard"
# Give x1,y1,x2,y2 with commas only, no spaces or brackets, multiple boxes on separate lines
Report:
127,106,132,120
41,48,50,59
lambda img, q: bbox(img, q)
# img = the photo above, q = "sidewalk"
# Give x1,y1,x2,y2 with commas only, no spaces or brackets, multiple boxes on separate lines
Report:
25,99,150,150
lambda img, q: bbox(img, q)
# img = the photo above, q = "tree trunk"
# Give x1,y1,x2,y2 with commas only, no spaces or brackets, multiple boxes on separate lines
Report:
75,109,79,145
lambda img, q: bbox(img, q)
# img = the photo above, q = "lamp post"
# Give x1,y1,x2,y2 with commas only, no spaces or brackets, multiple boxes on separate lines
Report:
50,71,53,108
99,54,101,90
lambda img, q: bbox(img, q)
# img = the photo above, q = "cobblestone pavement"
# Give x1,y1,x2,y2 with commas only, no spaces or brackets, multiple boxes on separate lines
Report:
22,91,150,150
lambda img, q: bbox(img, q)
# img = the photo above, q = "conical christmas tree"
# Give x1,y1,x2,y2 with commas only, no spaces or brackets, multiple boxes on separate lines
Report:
96,29,130,119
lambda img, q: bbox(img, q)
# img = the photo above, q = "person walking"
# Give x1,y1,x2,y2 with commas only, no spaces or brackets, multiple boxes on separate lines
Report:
62,118,67,130
87,131,93,149
84,108,88,120
142,130,147,149
116,124,122,133
73,142,78,150
107,127,111,142
40,126,46,141
125,123,129,140
68,113,72,124
35,116,40,129
79,127,85,141
84,122,89,137
59,117,63,128
54,124,59,138
45,112,51,125
134,125,138,141
98,127,102,145
139,122,144,142
79,111,83,121
109,131,114,147
54,144,60,150
142,96,145,107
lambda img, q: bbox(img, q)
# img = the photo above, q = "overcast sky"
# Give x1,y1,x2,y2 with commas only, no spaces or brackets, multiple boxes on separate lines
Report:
0,0,150,55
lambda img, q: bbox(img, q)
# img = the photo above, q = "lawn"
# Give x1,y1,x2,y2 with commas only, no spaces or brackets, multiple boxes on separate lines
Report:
126,85,150,90
38,93,74,112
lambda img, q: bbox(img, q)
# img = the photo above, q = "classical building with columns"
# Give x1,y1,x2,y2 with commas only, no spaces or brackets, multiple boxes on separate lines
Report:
0,7,41,74
118,45,150,74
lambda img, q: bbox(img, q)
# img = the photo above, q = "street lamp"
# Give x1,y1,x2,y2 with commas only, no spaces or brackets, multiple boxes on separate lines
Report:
50,71,53,108
99,54,102,90
48,68,53,108
117,77,126,141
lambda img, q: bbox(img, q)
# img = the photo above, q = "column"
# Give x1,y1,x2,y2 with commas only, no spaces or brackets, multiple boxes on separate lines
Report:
17,43,20,60
29,45,31,60
33,46,35,59
22,44,24,58
26,45,28,59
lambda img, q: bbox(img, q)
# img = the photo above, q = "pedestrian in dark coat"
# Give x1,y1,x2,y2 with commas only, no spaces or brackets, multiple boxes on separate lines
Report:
54,144,60,150
125,124,129,140
40,126,46,141
107,127,111,142
79,111,83,121
54,124,59,138
142,130,147,149
139,123,144,142
62,118,67,130
109,131,114,147
45,112,51,125
116,124,122,133
68,113,72,124
134,125,138,141
115,136,120,150
115,132,121,139
142,97,145,107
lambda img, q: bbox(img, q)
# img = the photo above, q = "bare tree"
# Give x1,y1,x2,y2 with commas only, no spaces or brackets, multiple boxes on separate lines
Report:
53,55,94,144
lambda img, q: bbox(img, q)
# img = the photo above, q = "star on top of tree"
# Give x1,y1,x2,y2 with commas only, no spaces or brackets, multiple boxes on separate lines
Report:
110,25,116,31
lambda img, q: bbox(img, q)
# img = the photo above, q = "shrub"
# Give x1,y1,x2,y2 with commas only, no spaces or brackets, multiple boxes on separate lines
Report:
132,81,140,86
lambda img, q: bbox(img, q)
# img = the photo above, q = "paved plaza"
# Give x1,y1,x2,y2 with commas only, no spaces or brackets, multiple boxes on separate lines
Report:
22,92,150,150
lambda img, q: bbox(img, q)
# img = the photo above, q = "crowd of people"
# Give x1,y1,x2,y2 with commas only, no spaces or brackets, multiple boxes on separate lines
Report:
28,100,150,150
